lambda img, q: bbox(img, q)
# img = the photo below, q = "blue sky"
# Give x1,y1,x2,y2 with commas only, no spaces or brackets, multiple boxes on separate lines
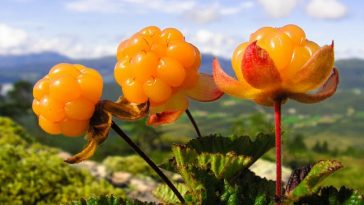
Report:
0,0,363,59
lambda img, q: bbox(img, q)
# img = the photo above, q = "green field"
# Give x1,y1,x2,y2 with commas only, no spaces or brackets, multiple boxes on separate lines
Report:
4,81,363,193
18,84,364,154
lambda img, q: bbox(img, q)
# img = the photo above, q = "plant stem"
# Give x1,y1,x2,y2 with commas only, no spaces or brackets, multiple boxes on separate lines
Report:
111,121,185,204
185,109,202,138
274,101,282,205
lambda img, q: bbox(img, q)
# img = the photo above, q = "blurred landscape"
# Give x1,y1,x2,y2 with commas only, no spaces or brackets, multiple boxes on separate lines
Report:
1,0,363,203
1,52,364,197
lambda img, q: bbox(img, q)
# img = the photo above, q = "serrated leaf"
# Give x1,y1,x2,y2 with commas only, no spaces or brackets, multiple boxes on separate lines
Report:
71,195,157,205
158,134,275,204
171,145,201,189
159,157,178,173
293,186,364,205
197,152,252,179
153,183,189,204
125,199,157,205
237,170,275,205
220,170,275,205
285,163,313,194
172,145,252,180
288,160,343,199
220,181,238,204
162,133,274,174
71,195,123,205
186,133,274,166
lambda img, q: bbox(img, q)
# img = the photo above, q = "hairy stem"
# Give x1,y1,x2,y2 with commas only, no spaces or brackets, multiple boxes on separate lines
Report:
185,109,202,138
274,101,282,204
111,121,185,204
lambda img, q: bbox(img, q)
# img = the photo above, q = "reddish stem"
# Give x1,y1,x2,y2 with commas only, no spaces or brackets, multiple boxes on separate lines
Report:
274,101,282,204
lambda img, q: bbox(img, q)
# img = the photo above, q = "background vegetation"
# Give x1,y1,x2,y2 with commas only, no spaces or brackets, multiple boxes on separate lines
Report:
0,56,363,202
0,117,124,204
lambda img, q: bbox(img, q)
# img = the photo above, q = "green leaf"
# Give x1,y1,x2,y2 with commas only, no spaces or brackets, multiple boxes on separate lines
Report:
220,170,275,205
172,145,252,180
153,183,190,204
294,186,364,205
124,199,157,205
287,160,343,200
237,170,275,205
162,133,274,175
186,133,274,166
71,195,157,205
197,152,252,179
159,157,178,173
71,195,123,205
158,133,275,204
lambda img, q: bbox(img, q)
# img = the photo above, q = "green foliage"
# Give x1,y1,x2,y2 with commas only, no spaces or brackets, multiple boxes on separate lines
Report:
0,116,34,144
321,157,364,192
153,183,190,204
156,133,276,204
285,161,364,205
294,186,364,205
186,133,275,166
286,134,307,152
172,145,252,180
155,134,364,205
126,119,163,153
0,81,33,118
286,160,343,199
102,155,158,178
231,113,274,137
0,117,124,205
71,195,157,205
72,195,124,205
313,140,330,153
223,170,275,205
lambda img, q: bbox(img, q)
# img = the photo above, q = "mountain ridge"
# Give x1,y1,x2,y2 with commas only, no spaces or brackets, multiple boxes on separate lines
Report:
0,52,363,89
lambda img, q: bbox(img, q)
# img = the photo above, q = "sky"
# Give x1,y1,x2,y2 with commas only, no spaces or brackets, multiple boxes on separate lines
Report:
0,0,363,59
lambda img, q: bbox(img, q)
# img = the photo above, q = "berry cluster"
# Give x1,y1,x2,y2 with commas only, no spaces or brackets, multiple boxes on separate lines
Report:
232,24,320,81
114,26,201,106
32,64,103,136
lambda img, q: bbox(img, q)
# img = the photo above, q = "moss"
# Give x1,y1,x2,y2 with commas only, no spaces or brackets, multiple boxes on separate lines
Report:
0,117,124,205
102,155,157,178
0,117,33,145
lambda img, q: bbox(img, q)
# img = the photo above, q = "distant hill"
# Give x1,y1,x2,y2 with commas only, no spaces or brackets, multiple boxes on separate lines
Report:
0,52,363,89
335,59,364,89
0,52,231,83
0,52,69,67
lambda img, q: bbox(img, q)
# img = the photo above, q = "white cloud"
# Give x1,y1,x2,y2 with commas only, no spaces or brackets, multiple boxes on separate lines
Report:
0,24,115,58
0,24,240,59
184,2,254,24
185,6,220,24
306,0,347,19
66,0,196,14
66,0,254,24
0,24,28,49
66,0,123,13
189,30,239,58
257,0,299,18
335,48,364,59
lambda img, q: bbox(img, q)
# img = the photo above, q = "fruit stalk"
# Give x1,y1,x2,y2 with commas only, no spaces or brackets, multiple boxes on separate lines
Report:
274,100,282,204
185,109,202,138
111,121,185,204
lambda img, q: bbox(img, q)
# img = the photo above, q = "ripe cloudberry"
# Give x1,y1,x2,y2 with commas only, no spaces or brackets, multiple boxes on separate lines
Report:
32,63,103,137
114,26,223,125
214,24,337,106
